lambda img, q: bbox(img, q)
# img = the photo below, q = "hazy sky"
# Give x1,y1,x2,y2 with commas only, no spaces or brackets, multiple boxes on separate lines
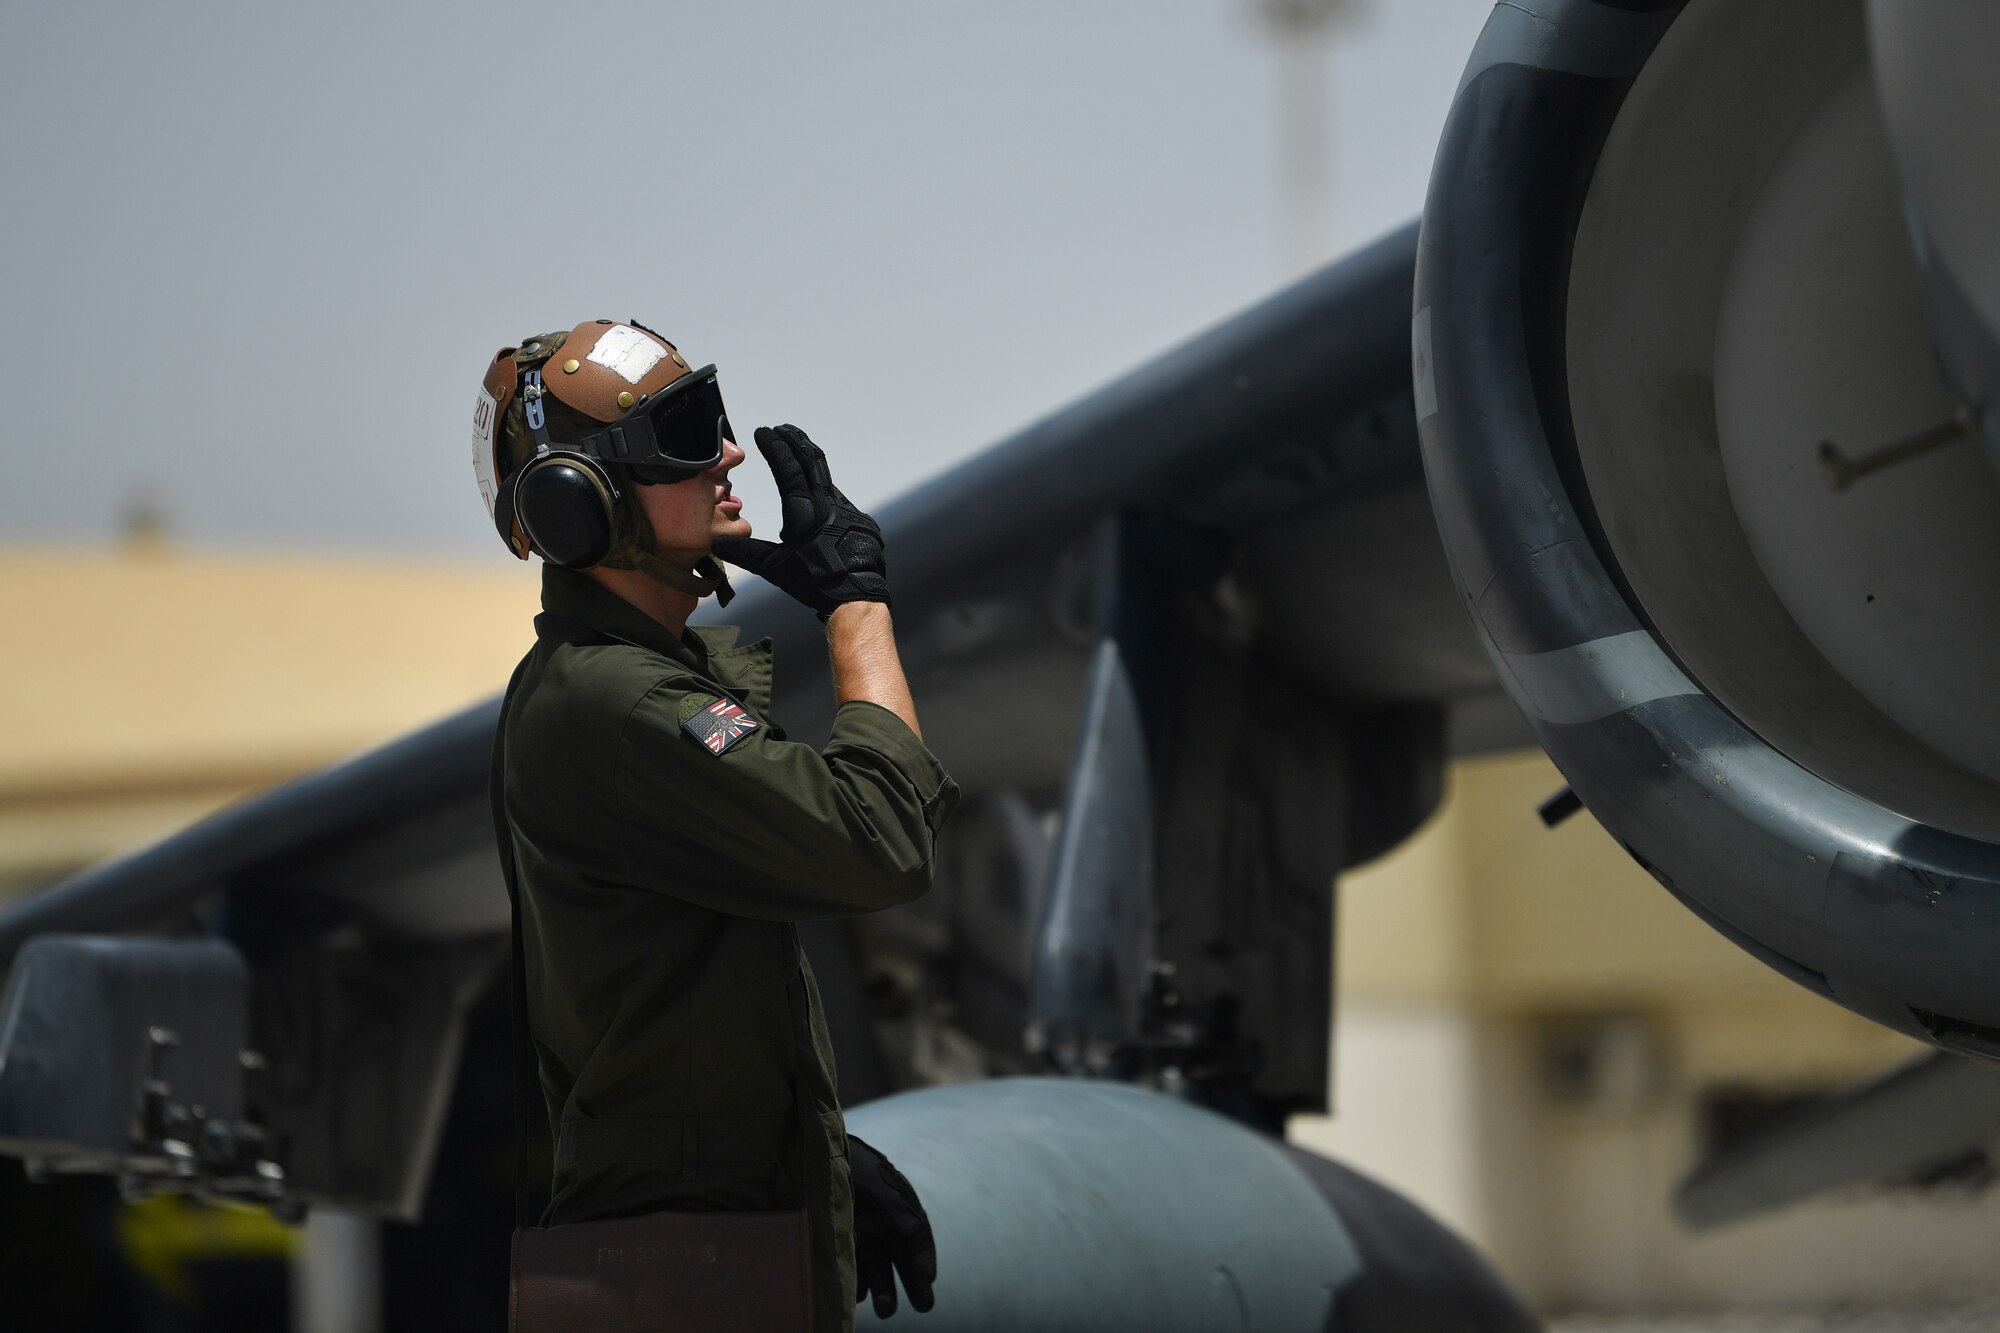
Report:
2,0,1493,559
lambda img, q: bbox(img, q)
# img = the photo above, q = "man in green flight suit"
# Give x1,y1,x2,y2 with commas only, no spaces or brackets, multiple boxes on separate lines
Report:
474,319,957,1330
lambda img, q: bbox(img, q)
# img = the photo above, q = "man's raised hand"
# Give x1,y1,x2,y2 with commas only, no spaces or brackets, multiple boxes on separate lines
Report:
712,425,890,618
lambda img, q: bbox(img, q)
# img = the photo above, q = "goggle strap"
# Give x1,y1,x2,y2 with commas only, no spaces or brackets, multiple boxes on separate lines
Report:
516,362,725,480
573,397,724,479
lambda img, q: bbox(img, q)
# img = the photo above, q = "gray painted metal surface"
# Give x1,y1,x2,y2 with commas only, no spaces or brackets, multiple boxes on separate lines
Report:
1867,1,2000,470
0,934,248,1165
1029,516,1175,1072
1558,0,2000,831
1416,0,2000,1064
1456,0,1675,96
847,1079,1358,1332
1028,632,1154,1068
0,225,1508,1204
0,223,1506,969
1500,631,1700,727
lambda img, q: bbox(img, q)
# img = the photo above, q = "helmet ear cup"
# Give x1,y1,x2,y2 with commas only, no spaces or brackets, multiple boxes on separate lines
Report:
514,455,618,569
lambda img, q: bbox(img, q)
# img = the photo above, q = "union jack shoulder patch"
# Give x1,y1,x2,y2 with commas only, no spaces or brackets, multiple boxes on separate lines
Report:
681,695,761,756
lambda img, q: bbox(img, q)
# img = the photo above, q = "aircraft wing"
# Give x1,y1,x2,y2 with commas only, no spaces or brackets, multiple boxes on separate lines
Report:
0,224,1513,1213
0,223,1505,956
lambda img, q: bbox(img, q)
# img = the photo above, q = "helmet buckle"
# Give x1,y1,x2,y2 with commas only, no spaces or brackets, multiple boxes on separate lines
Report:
522,369,548,432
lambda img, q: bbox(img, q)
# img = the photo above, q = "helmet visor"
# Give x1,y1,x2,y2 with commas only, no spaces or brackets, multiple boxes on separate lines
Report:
575,364,733,482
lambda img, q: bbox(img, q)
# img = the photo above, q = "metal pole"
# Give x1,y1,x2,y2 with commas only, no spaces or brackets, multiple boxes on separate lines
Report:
293,1210,382,1333
1250,0,1360,276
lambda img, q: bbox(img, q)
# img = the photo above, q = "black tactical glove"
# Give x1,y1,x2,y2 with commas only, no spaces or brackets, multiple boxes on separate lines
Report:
711,424,890,618
847,1134,936,1318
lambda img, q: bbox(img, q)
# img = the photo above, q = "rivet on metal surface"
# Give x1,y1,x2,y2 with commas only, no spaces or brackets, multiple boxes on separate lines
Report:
563,358,581,374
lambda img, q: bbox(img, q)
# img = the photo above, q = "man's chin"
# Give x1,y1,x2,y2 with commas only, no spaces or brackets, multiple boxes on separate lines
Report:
713,516,753,542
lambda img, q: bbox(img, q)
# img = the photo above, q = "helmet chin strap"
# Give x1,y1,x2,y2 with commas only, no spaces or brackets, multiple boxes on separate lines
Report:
608,493,735,606
631,548,734,606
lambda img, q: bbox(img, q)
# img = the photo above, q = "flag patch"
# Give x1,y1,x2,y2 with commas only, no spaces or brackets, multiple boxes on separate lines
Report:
681,696,760,756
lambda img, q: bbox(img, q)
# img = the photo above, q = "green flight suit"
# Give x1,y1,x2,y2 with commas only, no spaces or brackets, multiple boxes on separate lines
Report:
498,565,959,1332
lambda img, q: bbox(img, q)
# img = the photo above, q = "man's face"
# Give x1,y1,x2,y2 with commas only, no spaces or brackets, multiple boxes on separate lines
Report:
631,435,750,562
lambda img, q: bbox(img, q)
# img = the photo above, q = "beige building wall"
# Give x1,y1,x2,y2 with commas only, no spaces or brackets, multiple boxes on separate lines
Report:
0,544,541,895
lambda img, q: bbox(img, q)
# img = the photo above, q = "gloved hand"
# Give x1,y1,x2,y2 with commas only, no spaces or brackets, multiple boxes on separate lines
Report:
847,1134,936,1318
711,424,890,618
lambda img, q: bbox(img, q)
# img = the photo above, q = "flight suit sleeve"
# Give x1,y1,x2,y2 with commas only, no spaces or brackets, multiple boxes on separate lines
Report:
609,678,961,920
